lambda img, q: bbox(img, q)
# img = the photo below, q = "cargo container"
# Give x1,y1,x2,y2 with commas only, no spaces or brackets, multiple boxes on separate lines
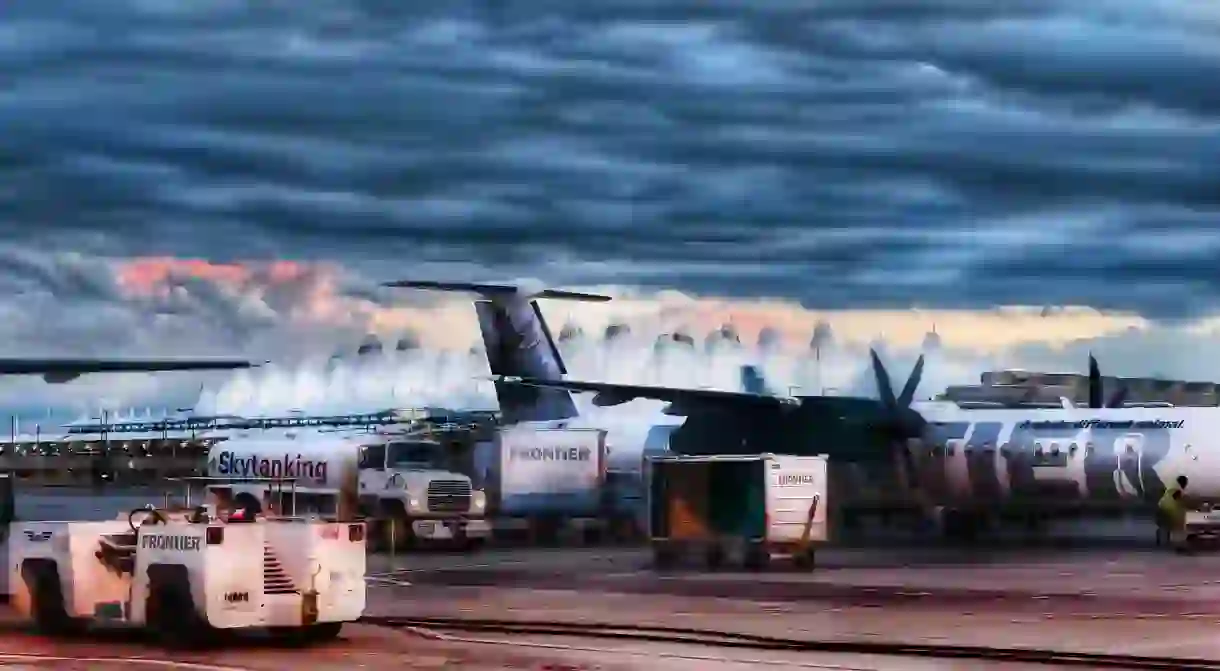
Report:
474,426,607,514
647,453,828,570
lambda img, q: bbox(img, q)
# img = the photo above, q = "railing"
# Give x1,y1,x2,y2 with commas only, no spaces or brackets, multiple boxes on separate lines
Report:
59,408,501,436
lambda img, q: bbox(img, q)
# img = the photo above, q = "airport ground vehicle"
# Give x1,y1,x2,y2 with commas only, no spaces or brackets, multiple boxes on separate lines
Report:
1178,504,1220,553
647,453,828,571
6,477,366,646
207,430,490,551
474,425,617,542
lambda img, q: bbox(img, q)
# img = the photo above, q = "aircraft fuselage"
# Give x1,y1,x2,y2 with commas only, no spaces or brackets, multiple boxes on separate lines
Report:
902,403,1208,511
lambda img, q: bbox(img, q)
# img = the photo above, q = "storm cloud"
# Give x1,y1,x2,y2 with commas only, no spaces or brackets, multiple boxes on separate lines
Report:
1,1,1220,419
2,0,1219,316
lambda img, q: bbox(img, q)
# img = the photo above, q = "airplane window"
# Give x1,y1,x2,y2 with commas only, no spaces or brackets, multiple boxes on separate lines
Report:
1050,442,1060,456
1069,443,1078,455
1034,443,1043,456
1085,442,1095,456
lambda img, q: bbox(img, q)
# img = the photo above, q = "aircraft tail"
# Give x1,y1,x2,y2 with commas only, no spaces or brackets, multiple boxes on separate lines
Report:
383,281,611,424
740,365,772,395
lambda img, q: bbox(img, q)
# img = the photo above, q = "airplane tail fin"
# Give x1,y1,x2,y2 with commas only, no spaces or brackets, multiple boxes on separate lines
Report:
383,281,611,424
740,365,772,395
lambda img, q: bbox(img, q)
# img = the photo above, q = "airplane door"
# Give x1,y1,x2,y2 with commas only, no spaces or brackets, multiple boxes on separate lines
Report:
1113,433,1144,499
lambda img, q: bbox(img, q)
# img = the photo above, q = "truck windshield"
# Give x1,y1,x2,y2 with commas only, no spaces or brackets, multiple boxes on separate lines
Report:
386,441,448,470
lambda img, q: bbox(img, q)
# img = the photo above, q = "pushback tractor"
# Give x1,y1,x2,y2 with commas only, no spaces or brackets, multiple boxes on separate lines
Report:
6,477,367,646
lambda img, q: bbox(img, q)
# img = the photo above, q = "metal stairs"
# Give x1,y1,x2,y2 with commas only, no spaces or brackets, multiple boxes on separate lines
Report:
263,543,298,595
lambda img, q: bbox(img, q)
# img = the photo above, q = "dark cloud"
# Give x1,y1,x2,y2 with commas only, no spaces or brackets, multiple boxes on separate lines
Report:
2,0,1219,317
5,0,1220,420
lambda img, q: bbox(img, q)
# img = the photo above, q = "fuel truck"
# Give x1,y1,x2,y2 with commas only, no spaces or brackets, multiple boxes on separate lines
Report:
206,429,491,551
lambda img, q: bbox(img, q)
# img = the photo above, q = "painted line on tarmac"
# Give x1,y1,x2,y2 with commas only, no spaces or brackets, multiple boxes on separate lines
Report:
0,654,253,671
366,575,412,587
368,560,529,576
409,631,874,670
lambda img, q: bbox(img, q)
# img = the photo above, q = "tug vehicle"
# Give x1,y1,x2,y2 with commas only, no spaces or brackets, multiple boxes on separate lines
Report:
6,477,366,646
1179,502,1220,553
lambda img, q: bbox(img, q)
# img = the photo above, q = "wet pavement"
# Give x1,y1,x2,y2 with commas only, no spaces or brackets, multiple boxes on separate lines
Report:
364,539,1220,663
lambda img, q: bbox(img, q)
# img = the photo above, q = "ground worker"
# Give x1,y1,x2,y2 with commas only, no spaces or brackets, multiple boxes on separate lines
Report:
1156,475,1189,547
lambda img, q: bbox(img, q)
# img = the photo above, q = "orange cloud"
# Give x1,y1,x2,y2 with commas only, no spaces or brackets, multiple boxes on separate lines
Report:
106,257,1154,354
114,257,314,297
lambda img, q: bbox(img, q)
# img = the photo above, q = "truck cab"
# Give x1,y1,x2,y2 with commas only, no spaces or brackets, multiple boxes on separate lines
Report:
357,437,490,550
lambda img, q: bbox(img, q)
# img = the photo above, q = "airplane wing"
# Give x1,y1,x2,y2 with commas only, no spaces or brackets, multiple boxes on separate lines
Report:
383,280,612,303
0,358,255,384
499,376,796,408
495,376,892,422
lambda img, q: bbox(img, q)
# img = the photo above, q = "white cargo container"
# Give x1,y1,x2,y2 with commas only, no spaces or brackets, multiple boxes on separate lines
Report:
647,453,828,571
474,426,607,517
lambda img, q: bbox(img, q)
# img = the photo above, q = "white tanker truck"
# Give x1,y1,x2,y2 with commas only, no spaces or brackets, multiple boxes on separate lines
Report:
206,430,491,551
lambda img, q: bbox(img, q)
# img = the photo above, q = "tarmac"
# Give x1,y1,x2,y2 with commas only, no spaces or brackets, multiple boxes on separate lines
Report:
2,519,1220,669
360,520,1220,667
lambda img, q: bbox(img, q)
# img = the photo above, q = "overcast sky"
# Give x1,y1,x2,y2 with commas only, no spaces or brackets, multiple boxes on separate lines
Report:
1,0,1219,420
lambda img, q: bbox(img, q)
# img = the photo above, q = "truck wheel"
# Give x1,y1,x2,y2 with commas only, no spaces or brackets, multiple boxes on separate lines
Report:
743,544,771,571
386,514,413,552
234,494,262,516
146,565,212,648
532,518,562,546
21,559,84,636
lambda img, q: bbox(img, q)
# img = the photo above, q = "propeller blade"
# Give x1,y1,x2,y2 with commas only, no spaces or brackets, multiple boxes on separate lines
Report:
1106,386,1129,408
869,348,898,411
740,365,770,395
1088,354,1103,409
897,355,925,407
